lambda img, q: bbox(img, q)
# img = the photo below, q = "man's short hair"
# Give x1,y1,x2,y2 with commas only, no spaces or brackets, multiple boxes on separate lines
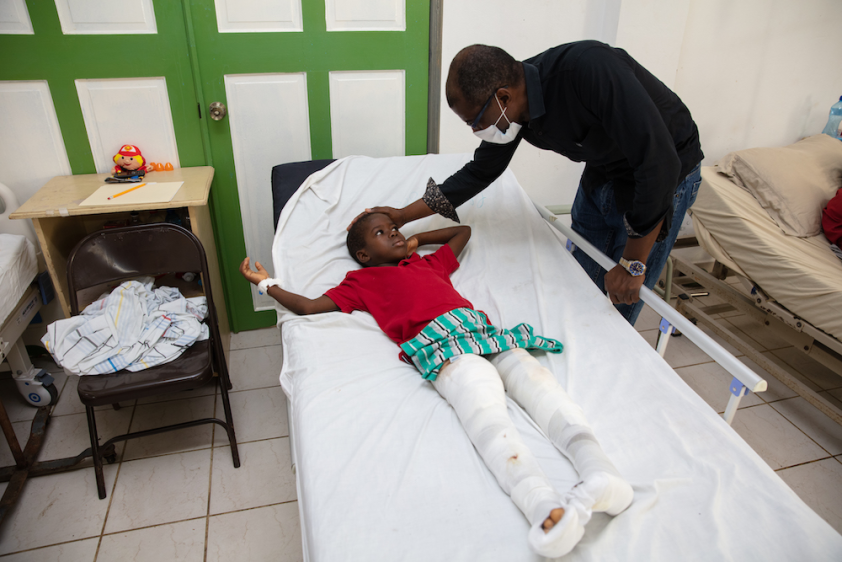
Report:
346,212,376,265
451,45,520,107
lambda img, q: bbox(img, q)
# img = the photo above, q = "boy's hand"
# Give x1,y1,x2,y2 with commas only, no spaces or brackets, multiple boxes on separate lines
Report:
239,257,270,286
405,236,419,257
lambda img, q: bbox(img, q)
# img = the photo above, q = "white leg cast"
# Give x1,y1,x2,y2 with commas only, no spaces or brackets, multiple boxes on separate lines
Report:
491,349,634,516
433,354,585,558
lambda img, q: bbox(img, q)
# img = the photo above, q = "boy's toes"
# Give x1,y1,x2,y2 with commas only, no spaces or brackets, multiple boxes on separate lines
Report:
529,505,584,558
542,507,565,532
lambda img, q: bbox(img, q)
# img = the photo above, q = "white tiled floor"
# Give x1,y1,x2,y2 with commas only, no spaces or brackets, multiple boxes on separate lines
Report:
0,330,300,561
2,305,841,559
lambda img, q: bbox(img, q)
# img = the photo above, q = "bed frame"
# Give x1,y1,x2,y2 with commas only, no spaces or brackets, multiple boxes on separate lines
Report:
662,246,842,427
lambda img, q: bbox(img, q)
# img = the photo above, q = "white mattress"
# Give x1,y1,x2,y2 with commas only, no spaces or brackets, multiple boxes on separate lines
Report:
0,233,37,326
690,167,842,340
272,155,842,561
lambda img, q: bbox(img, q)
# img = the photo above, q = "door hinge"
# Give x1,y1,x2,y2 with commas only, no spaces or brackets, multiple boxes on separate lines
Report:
198,103,202,119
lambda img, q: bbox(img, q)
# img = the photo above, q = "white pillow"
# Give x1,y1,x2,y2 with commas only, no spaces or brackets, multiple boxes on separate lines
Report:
715,134,842,237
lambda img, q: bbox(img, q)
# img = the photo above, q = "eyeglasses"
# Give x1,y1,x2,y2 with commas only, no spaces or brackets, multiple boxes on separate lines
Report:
469,87,505,129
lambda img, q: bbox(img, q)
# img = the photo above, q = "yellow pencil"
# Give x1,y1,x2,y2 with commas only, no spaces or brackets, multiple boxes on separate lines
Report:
108,183,146,200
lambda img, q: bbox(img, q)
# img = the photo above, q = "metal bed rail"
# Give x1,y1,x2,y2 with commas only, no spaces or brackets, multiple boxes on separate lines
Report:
536,203,767,424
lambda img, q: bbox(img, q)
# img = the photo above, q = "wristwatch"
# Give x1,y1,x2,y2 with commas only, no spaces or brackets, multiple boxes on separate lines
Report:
618,258,646,277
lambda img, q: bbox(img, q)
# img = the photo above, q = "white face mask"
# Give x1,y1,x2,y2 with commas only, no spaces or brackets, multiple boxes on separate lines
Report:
473,94,522,144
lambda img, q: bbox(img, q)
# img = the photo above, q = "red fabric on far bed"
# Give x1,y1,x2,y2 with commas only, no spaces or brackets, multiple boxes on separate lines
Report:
823,188,842,246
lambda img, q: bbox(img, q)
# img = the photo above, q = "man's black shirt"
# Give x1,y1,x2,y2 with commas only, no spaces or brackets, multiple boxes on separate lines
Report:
438,40,703,238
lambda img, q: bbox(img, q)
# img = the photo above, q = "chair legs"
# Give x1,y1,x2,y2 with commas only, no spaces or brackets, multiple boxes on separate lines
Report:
82,366,240,499
85,406,108,500
218,377,241,468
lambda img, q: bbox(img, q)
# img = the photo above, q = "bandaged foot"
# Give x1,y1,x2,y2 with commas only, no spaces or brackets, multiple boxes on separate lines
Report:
583,471,634,515
433,355,587,558
492,349,634,516
526,491,588,558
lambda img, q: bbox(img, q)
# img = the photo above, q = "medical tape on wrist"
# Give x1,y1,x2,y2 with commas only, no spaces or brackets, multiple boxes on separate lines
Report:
257,278,281,295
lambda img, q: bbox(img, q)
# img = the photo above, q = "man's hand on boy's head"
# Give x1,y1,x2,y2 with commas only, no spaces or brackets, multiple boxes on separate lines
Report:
239,257,270,286
347,206,406,231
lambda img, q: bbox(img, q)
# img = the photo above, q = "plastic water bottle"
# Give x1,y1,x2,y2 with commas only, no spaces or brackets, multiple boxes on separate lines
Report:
822,96,842,140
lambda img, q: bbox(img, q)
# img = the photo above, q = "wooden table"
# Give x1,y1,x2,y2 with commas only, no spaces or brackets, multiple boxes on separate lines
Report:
9,166,230,364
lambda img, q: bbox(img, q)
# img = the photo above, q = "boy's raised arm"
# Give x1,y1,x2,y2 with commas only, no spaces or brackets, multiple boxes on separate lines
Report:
409,225,472,258
239,258,339,315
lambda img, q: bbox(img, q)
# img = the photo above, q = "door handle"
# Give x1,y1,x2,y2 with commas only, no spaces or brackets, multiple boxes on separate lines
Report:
209,102,227,121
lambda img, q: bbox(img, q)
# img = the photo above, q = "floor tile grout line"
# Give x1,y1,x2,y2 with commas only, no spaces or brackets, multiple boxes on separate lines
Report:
94,400,136,562
766,400,841,459
206,498,299,519
0,536,103,558
204,382,219,562
0,482,302,553
773,454,837,472
93,515,210,541
0,497,306,555
737,400,838,460
213,435,290,450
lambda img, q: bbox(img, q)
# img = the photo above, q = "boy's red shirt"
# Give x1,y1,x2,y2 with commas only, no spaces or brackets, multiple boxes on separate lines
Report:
823,189,842,246
324,244,473,344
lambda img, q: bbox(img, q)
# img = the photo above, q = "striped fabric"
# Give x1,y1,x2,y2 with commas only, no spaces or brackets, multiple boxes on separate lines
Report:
400,308,563,380
42,278,209,375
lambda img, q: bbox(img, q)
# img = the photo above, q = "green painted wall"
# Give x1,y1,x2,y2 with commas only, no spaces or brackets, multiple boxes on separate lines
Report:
0,2,205,174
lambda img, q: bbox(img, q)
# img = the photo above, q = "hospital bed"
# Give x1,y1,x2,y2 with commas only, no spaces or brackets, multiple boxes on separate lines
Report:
0,182,57,407
675,143,842,427
0,182,62,525
270,154,842,561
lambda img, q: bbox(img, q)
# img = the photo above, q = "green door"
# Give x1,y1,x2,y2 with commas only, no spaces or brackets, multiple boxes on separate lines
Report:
0,1,205,181
186,0,430,331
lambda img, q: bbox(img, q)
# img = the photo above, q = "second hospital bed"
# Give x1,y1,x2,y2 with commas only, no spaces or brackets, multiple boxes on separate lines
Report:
269,153,842,561
678,137,842,425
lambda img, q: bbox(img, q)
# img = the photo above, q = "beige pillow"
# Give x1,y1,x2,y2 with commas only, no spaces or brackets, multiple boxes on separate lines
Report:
715,134,842,237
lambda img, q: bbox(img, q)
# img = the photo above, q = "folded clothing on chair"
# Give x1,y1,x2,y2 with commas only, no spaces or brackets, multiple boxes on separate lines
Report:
42,277,209,375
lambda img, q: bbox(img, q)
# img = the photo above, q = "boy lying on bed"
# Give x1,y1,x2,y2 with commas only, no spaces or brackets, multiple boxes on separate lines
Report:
239,213,633,558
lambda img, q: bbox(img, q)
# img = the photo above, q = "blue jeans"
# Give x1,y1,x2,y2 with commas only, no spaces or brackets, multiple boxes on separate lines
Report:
570,164,702,325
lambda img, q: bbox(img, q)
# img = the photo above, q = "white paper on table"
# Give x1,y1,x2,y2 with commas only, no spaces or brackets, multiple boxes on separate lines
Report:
79,182,184,207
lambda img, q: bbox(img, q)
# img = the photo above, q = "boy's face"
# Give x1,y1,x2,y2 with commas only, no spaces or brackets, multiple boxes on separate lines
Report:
357,213,407,266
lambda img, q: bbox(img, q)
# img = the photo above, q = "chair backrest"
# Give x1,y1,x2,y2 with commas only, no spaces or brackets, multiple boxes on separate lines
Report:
67,223,212,313
66,222,225,368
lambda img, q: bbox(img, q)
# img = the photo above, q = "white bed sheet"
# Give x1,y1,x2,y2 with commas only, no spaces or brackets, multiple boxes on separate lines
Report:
272,154,842,561
0,233,37,326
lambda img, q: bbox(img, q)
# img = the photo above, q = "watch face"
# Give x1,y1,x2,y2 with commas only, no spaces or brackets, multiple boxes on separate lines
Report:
628,261,645,276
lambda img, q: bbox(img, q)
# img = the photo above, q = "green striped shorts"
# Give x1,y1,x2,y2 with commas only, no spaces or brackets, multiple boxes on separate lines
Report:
399,308,563,381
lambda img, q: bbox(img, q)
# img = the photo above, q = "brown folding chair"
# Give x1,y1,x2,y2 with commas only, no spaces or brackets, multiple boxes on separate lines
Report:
66,223,239,499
